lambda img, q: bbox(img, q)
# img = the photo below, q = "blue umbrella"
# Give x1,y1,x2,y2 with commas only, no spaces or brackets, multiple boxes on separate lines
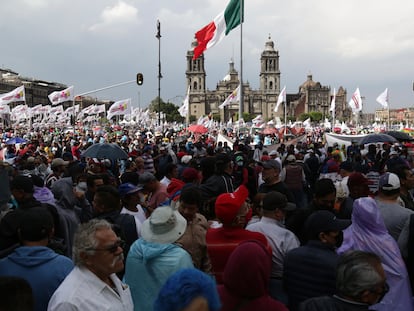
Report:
5,137,27,145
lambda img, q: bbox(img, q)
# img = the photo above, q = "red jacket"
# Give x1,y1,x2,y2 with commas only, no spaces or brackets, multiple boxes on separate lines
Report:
206,226,271,284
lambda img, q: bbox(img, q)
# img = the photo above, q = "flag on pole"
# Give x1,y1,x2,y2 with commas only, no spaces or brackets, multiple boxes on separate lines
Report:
348,88,362,112
0,105,10,114
193,0,244,60
107,99,131,120
0,86,25,106
274,86,286,112
178,87,190,117
376,88,389,109
219,84,240,109
330,88,336,112
48,86,74,105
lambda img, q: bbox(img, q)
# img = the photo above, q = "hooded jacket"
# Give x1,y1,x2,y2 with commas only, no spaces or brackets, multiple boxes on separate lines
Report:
0,246,73,311
338,197,414,311
124,239,193,311
218,240,288,311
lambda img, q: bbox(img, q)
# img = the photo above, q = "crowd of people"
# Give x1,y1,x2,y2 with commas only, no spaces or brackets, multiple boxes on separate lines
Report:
0,125,413,310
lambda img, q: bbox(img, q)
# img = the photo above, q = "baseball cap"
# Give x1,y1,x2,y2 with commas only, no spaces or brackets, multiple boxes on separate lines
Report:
269,150,278,157
379,172,400,191
215,185,249,224
261,159,281,171
305,210,351,236
286,154,296,163
118,183,143,197
51,158,69,169
262,191,296,211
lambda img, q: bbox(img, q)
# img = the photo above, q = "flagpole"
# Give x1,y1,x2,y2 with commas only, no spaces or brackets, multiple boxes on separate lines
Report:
238,0,243,123
156,19,162,130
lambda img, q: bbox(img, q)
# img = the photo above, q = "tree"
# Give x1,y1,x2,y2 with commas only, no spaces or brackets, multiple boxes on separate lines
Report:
148,96,184,123
309,111,323,122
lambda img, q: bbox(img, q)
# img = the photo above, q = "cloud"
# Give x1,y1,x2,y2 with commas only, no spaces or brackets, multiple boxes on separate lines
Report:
88,1,139,34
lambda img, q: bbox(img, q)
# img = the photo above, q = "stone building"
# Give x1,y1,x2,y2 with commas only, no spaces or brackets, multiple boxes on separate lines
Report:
186,37,352,123
0,68,67,109
186,37,282,122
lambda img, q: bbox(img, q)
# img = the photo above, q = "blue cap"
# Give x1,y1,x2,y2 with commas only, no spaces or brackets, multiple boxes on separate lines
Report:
118,183,143,197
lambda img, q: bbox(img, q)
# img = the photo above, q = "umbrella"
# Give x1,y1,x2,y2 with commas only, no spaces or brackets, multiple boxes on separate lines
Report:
5,137,27,145
385,131,414,142
82,143,128,161
358,133,398,145
187,124,208,134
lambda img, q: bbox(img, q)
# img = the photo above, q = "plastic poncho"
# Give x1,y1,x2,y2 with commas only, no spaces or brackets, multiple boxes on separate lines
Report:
338,197,414,311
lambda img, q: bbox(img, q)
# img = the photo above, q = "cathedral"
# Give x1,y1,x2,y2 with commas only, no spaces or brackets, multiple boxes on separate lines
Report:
185,37,351,123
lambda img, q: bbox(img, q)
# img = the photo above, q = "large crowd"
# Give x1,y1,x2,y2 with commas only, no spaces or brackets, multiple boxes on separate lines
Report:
0,125,413,310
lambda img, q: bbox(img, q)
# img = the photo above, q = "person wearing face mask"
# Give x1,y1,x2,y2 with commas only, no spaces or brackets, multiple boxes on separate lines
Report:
246,191,299,304
300,250,389,311
283,210,351,311
206,185,271,284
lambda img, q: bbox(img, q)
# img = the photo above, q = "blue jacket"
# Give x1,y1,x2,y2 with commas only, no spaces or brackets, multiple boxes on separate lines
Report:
124,239,193,311
0,246,74,311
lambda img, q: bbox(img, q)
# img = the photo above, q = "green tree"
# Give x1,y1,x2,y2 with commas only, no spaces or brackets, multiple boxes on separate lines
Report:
309,111,323,122
148,96,184,123
298,113,310,121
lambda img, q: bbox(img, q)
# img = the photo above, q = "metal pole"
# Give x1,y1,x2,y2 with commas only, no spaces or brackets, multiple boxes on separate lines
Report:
156,20,162,128
238,0,243,123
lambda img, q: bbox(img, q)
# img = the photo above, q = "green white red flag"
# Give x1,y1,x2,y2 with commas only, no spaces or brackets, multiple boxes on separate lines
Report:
193,0,243,60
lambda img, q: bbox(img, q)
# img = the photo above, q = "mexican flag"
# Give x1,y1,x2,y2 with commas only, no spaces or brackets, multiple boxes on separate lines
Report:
193,0,244,60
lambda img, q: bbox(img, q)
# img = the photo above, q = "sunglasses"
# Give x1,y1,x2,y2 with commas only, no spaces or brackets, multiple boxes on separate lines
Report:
87,240,125,254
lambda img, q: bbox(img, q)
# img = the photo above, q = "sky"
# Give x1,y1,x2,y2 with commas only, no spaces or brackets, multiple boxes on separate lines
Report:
1,0,414,113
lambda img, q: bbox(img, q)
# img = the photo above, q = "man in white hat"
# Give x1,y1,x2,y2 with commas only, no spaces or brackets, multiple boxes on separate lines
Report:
124,205,193,311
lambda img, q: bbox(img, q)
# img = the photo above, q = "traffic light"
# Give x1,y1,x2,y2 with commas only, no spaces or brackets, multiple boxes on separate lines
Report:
136,73,144,85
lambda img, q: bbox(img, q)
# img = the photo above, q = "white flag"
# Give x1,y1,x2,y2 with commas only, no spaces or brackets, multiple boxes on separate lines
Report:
219,84,240,109
107,98,131,119
376,88,389,109
178,87,190,117
0,105,11,114
348,87,362,112
330,88,336,112
0,86,25,106
48,86,74,105
274,86,286,112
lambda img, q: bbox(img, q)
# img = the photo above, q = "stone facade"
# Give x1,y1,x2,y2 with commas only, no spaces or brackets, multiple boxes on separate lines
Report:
186,38,352,123
186,37,281,122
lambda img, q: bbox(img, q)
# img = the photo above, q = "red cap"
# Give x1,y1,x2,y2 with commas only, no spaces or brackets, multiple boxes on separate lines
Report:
215,185,249,224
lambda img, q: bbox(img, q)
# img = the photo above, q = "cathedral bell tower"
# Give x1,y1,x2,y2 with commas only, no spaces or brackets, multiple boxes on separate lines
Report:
186,40,206,94
260,36,280,94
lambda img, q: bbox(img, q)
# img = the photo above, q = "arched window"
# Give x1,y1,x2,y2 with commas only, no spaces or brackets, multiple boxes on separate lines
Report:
193,81,198,90
269,81,273,90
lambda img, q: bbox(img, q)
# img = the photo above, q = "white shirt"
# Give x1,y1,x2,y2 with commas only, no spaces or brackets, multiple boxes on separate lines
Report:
48,266,134,311
121,206,145,236
160,176,171,187
247,216,300,278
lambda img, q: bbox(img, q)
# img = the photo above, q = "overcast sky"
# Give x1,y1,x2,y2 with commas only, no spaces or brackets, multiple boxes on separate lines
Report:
1,0,414,113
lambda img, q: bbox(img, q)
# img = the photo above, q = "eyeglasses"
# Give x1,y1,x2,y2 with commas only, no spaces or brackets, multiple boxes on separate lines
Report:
86,240,125,254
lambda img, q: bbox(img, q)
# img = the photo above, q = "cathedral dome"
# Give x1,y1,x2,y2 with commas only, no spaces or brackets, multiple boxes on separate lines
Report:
300,74,317,92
